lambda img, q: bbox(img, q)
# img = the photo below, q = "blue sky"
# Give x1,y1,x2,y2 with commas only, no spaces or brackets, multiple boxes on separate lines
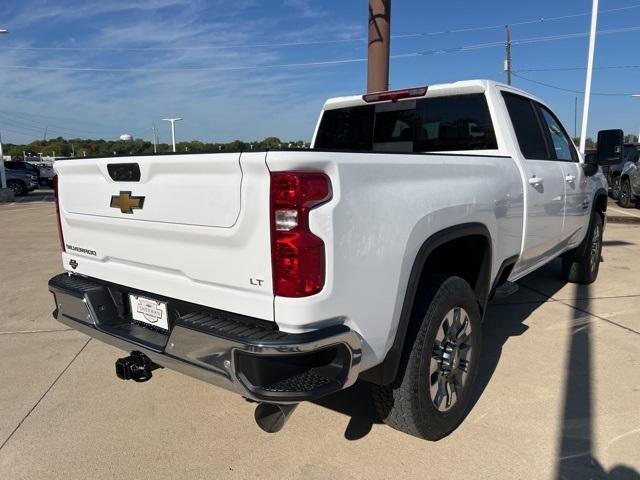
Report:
1,0,639,144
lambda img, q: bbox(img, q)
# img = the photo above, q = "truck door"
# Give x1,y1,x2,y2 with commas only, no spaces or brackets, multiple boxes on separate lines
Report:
502,92,566,274
536,105,589,244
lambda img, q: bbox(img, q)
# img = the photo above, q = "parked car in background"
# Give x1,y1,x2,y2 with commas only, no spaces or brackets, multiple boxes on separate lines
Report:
3,162,38,196
618,144,640,208
602,143,639,200
36,163,55,187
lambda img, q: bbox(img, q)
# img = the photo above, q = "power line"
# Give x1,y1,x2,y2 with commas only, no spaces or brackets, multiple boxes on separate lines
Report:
1,24,639,74
515,64,640,72
0,113,107,138
512,72,637,96
0,110,147,138
1,3,639,52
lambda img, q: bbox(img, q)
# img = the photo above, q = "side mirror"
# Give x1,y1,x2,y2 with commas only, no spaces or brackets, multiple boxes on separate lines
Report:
596,129,624,165
583,153,598,176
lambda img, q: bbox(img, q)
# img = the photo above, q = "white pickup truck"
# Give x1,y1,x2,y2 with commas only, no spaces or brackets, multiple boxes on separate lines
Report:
49,80,619,440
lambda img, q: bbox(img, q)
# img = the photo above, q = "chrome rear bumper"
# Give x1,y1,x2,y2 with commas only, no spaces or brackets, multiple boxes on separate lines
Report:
49,273,362,403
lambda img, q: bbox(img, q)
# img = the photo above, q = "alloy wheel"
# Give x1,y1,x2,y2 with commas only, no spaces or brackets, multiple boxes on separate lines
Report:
429,307,473,412
621,182,630,206
612,177,621,199
590,223,601,273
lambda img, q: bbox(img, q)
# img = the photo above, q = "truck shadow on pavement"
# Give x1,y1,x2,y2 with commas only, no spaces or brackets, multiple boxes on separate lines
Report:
315,258,640,478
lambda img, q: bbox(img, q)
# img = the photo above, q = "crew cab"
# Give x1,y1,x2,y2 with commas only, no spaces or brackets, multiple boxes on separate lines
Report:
48,80,616,440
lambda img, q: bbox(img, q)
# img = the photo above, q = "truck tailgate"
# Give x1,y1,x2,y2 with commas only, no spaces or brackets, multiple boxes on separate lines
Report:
55,152,274,320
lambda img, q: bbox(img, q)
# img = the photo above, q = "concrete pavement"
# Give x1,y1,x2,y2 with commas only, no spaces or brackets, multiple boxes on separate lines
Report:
0,201,638,479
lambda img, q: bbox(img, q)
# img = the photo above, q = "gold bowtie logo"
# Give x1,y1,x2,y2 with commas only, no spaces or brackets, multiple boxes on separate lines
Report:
110,191,145,214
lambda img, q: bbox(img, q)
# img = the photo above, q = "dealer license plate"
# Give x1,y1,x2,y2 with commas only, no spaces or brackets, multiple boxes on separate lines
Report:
129,295,169,331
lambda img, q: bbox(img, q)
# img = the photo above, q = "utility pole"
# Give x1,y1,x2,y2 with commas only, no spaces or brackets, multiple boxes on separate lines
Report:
367,0,391,93
580,0,599,154
162,118,182,153
574,96,578,139
0,131,6,190
504,25,512,86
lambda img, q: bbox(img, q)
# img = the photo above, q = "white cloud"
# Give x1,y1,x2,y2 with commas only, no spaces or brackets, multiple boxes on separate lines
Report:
0,0,364,144
281,0,323,18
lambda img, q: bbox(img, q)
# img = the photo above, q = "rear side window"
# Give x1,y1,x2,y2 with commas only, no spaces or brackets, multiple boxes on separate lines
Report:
502,92,548,160
314,93,497,153
414,94,497,152
314,105,374,151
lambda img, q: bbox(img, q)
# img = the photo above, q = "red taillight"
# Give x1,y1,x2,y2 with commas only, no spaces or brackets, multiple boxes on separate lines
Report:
53,175,65,252
270,172,332,297
362,86,428,103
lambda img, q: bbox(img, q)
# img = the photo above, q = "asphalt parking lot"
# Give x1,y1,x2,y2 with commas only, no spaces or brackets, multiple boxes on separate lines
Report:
0,195,639,479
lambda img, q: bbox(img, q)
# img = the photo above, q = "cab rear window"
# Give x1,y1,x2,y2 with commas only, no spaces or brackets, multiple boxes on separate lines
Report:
314,93,497,153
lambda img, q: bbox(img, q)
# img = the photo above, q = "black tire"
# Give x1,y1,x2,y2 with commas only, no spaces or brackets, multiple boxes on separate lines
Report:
7,179,26,196
618,178,633,208
610,175,621,201
561,212,603,284
372,276,482,441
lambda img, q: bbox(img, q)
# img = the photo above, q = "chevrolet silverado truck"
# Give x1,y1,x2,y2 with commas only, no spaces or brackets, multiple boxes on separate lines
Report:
48,80,618,440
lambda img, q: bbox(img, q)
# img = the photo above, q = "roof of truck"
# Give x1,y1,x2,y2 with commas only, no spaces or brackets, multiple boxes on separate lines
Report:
322,79,540,111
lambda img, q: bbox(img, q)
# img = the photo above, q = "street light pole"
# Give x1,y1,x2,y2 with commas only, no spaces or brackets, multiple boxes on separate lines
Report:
579,0,599,154
162,118,182,153
0,28,9,190
152,124,158,153
633,95,640,142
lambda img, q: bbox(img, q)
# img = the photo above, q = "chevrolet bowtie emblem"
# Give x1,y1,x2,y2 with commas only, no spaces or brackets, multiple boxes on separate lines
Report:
110,191,145,214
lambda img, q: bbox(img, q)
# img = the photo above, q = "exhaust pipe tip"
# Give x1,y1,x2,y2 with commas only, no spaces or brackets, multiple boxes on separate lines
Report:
254,402,298,433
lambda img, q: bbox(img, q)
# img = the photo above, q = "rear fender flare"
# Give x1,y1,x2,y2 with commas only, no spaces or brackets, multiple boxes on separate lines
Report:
360,223,492,385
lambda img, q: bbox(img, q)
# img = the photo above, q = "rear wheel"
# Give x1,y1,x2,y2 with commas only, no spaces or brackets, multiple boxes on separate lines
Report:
7,180,26,196
372,276,481,440
562,211,603,284
611,175,621,200
618,178,633,208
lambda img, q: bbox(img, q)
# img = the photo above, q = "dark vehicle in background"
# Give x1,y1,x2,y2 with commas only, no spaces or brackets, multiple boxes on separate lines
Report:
3,162,38,196
618,144,640,208
33,163,55,187
602,143,639,200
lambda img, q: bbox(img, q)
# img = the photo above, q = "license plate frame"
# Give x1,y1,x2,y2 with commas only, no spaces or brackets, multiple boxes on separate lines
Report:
129,294,169,331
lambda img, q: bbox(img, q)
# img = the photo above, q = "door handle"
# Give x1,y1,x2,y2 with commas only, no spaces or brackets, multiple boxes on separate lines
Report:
528,176,544,186
565,174,576,183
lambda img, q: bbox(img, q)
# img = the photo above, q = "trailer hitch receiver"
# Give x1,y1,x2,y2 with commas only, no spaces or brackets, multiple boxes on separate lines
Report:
115,351,161,382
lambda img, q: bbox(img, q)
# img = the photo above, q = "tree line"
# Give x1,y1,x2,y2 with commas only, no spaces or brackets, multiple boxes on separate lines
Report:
2,137,311,158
